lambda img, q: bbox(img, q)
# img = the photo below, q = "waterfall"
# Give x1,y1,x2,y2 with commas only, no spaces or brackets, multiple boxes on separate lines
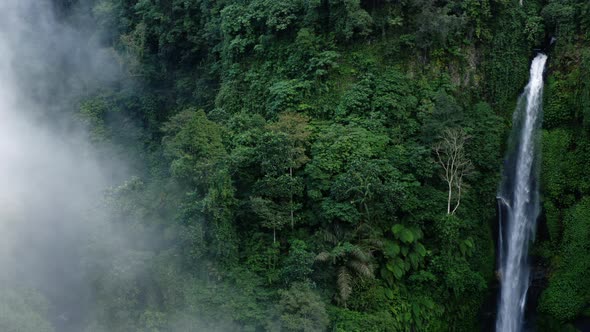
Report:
496,53,547,332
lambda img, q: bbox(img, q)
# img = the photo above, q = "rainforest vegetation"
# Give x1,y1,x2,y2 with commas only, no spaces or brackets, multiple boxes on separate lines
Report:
6,0,590,331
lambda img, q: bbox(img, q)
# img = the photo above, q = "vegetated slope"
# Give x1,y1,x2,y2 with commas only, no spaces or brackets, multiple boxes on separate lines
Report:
534,3,590,329
14,0,590,331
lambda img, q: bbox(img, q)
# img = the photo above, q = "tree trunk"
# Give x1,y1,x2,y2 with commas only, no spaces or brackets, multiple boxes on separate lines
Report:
447,182,452,214
290,166,294,229
451,179,462,214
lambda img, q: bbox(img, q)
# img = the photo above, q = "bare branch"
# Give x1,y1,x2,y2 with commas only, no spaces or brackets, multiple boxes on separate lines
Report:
433,128,472,215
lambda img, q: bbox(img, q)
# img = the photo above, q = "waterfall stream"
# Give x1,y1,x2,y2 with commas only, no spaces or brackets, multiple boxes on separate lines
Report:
496,53,548,332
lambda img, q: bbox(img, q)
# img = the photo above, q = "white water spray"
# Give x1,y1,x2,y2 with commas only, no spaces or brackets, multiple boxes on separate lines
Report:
496,53,547,332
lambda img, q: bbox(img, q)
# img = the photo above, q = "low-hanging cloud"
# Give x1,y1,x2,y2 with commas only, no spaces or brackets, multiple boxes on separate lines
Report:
0,1,126,331
0,2,248,331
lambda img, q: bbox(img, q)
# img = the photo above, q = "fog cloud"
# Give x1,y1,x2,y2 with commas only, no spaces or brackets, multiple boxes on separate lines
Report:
0,1,124,330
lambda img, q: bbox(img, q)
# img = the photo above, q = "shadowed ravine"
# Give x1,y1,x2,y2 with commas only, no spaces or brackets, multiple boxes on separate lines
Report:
496,54,548,332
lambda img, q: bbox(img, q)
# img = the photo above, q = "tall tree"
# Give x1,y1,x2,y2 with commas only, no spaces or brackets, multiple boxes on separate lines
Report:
162,108,237,261
266,112,311,228
433,128,473,215
251,112,311,242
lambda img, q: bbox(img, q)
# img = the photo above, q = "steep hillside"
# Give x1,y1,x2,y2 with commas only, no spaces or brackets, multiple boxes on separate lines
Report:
8,0,589,331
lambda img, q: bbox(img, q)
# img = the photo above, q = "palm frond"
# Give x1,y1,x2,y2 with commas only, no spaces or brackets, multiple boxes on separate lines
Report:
349,246,370,263
315,251,331,262
365,237,384,250
322,230,339,244
337,267,352,304
348,260,374,279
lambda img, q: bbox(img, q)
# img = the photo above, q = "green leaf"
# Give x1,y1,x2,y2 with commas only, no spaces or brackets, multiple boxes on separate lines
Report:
415,243,427,257
404,312,411,321
413,227,424,240
459,243,466,255
400,229,414,244
401,246,409,256
425,299,435,310
412,303,420,317
386,262,395,273
385,288,394,300
409,253,418,269
394,257,404,267
384,242,401,257
392,224,404,236
404,260,411,271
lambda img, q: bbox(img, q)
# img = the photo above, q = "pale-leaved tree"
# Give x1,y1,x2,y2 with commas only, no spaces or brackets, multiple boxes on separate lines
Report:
434,128,473,215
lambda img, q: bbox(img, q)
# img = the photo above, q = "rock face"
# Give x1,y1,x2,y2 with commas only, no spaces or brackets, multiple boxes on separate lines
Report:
524,256,549,330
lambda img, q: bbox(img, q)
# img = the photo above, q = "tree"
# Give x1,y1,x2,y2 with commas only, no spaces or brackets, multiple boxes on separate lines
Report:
162,108,237,262
278,283,330,332
315,226,375,306
433,128,473,215
328,0,373,41
250,195,290,244
305,123,390,225
251,112,311,242
162,108,227,187
281,239,315,284
266,112,311,228
329,159,410,228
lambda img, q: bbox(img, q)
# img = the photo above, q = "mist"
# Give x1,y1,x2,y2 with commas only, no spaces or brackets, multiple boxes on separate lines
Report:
0,1,126,331
0,1,246,331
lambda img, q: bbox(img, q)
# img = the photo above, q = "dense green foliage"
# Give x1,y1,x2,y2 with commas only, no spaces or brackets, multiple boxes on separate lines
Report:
535,7,590,325
22,0,590,330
